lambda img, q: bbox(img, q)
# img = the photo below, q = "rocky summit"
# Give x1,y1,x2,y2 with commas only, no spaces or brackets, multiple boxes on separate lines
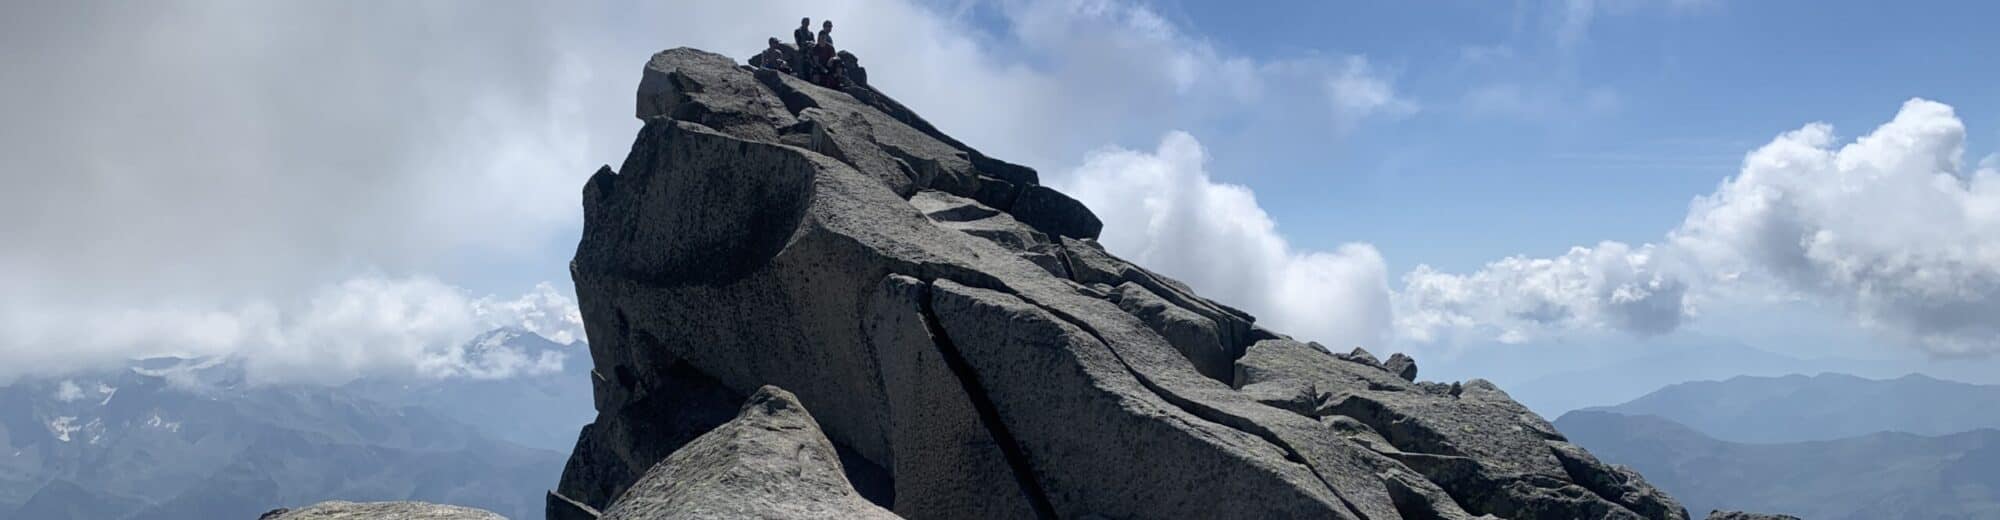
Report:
547,46,1695,519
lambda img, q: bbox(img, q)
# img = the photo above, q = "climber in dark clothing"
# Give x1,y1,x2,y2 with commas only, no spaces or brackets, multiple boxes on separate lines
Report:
794,17,815,50
811,20,837,81
756,38,791,73
820,56,846,89
793,17,816,80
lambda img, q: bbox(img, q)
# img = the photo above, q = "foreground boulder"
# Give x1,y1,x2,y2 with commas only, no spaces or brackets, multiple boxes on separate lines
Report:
597,386,897,520
265,501,502,519
554,46,1697,519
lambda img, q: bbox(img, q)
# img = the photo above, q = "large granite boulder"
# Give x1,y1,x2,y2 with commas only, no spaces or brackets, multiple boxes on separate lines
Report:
553,46,1692,520
598,386,898,520
266,501,503,520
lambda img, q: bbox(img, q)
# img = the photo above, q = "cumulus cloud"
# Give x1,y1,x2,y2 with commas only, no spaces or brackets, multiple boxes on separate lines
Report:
1061,132,1394,350
1671,99,2000,355
1399,242,1689,344
1404,99,2000,356
474,282,587,346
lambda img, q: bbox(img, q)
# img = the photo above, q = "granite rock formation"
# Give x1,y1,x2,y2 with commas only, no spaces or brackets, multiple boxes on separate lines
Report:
264,500,503,520
550,46,1695,519
1704,512,1803,520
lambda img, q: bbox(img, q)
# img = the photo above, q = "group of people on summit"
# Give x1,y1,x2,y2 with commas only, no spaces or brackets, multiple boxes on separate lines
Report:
755,17,858,89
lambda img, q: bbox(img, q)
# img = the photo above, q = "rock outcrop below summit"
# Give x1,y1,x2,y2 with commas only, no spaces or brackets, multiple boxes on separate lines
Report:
598,386,897,520
552,46,1693,519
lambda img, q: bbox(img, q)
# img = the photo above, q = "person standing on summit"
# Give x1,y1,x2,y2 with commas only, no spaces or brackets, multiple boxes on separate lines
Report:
793,17,815,80
794,17,814,49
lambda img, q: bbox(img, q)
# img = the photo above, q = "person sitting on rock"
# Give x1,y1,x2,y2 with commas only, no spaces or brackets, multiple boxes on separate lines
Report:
811,21,838,83
820,56,846,89
756,37,791,73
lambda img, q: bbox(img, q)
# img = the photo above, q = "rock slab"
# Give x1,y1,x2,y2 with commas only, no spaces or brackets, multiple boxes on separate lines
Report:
267,501,504,520
1706,511,1804,520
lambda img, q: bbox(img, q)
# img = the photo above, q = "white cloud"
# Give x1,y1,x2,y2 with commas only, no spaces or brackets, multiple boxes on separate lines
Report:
54,381,85,402
1326,56,1420,128
1399,242,1689,344
1671,98,2000,355
1061,132,1394,351
988,0,1414,163
474,282,586,346
0,272,581,385
1404,99,2000,356
247,276,583,384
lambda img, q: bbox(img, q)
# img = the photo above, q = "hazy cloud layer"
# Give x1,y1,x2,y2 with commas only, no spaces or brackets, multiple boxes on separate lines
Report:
1062,132,1394,351
1404,99,2000,356
0,0,1410,382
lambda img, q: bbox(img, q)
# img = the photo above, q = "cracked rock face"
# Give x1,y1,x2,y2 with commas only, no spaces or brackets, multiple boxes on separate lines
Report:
554,47,1694,519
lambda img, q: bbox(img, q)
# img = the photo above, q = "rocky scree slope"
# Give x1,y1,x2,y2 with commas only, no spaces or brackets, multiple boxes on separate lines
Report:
550,47,1692,520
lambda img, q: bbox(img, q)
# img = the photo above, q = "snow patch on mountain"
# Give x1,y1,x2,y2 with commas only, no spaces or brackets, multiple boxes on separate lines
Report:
48,416,79,442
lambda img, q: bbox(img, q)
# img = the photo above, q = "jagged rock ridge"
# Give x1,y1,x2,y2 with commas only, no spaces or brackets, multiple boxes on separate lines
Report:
551,46,1693,519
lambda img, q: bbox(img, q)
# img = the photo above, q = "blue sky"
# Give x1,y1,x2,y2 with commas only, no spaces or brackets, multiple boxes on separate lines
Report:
964,0,1998,274
877,0,2000,366
6,0,1997,386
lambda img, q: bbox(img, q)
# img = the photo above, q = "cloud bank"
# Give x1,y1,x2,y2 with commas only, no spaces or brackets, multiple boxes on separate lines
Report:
0,274,583,385
1398,242,1687,344
1062,132,1394,351
1,0,1416,382
1403,99,2000,356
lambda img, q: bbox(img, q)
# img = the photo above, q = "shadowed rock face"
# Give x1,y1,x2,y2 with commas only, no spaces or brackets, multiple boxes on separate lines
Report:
554,46,1696,519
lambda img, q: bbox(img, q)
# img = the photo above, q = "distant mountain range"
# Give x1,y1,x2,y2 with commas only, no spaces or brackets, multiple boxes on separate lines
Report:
0,329,588,520
1555,372,2000,518
1423,334,1910,415
1557,410,2000,519
342,328,594,451
1581,372,2000,443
